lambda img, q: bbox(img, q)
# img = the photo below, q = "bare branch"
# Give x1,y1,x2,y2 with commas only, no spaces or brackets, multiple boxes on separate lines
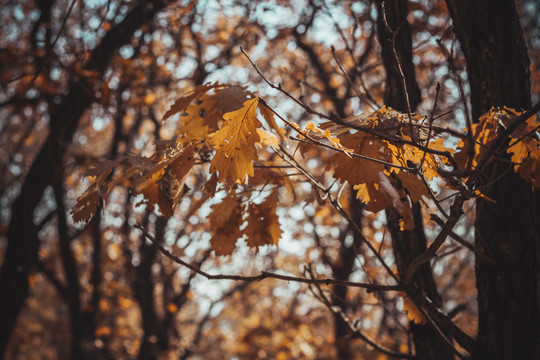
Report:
136,224,401,292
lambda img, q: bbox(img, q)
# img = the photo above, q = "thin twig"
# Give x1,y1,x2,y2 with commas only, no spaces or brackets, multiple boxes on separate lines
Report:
381,1,416,141
404,194,465,285
135,224,401,292
304,265,412,359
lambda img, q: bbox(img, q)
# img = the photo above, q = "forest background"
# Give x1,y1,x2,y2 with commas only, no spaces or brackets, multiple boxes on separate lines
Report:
0,0,539,359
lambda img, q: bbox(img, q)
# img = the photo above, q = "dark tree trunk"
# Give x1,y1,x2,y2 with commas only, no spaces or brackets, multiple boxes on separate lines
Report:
134,216,166,360
331,198,363,359
376,1,453,358
0,1,173,357
446,1,540,359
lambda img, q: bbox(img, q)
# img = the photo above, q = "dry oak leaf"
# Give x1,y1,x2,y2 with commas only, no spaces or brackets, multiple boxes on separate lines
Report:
208,194,245,256
208,97,262,185
244,191,282,250
401,292,426,325
133,145,196,217
508,138,540,188
454,110,498,172
332,132,392,212
455,107,539,187
173,84,251,142
259,100,286,141
163,83,221,120
72,189,101,223
134,169,174,217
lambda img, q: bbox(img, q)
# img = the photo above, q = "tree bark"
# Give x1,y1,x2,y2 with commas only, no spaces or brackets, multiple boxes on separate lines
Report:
0,1,173,357
446,1,540,359
376,1,453,358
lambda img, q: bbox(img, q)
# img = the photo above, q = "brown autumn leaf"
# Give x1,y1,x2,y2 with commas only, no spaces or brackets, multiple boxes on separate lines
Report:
208,193,245,256
134,169,174,217
176,85,252,142
71,189,101,223
401,293,426,325
455,107,539,188
163,83,221,120
244,191,282,250
133,144,197,216
331,132,392,211
259,100,286,141
208,97,262,185
508,137,540,188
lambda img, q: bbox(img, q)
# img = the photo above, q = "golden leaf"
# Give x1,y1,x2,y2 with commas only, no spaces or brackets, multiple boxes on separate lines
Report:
332,133,390,210
401,293,426,325
259,100,286,140
455,107,539,187
256,128,279,148
508,138,540,188
134,169,174,217
208,98,262,184
177,85,251,142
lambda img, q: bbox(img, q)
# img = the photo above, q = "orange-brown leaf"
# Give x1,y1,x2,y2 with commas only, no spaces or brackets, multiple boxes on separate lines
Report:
244,191,281,250
259,100,286,141
208,194,245,255
163,83,220,120
177,85,251,142
402,293,426,325
71,189,100,223
208,98,262,184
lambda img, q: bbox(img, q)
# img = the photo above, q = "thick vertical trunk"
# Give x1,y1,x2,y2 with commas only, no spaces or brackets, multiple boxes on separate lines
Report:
376,1,453,358
446,1,540,359
135,216,167,360
332,198,363,359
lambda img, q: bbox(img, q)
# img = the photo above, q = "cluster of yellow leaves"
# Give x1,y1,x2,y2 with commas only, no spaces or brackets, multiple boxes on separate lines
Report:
73,84,538,256
302,107,449,230
455,107,539,188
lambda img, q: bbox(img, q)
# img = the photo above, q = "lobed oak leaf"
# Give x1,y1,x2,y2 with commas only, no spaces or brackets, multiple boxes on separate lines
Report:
133,145,197,216
177,85,251,142
244,191,282,250
71,189,101,223
396,171,428,204
163,83,221,120
162,144,196,204
332,132,390,208
208,98,262,184
455,109,498,172
401,293,426,325
256,128,279,148
455,107,539,187
134,169,174,217
207,194,245,256
508,137,540,188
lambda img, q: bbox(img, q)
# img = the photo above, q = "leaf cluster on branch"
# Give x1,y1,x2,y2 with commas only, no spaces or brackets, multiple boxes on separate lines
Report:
72,80,539,256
